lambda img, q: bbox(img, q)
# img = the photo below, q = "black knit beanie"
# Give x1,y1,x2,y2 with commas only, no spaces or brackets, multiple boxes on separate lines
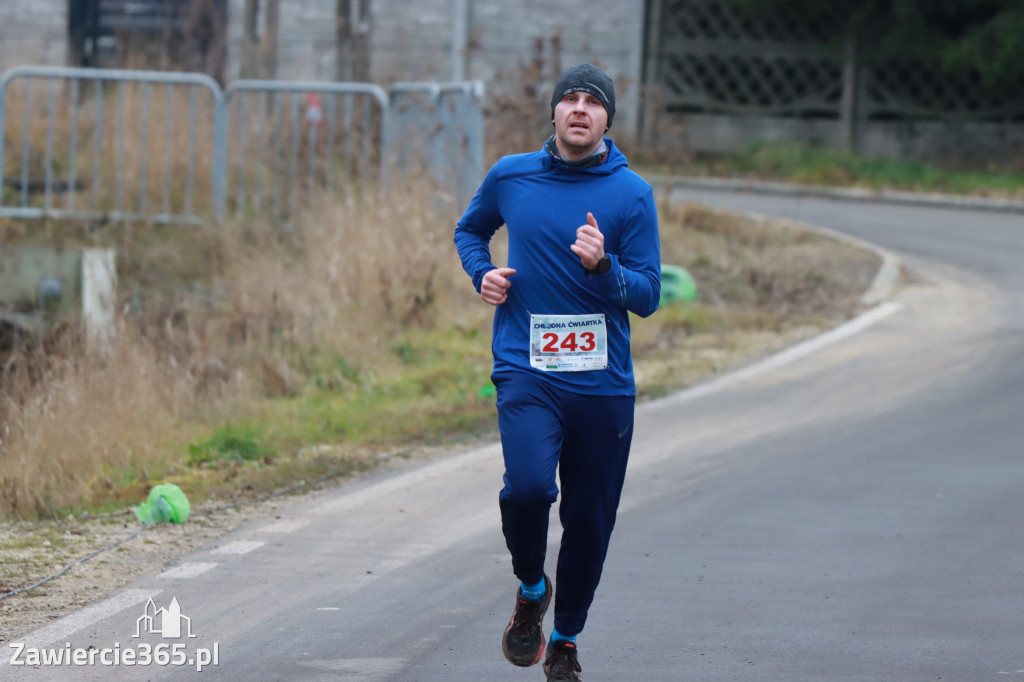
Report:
550,64,616,129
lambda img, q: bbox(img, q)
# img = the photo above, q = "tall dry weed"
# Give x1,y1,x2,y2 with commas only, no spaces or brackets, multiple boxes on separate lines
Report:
479,35,565,163
0,322,218,518
221,182,474,363
0,179,481,518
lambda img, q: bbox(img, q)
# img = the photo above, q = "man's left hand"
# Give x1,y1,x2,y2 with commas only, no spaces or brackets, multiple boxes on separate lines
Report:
570,212,606,270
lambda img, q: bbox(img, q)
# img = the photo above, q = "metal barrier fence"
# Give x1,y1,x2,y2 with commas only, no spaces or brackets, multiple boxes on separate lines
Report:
223,80,389,221
0,66,484,224
0,66,224,224
388,82,485,212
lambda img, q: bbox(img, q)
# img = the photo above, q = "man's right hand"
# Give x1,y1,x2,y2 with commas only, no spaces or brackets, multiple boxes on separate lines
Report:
481,267,516,306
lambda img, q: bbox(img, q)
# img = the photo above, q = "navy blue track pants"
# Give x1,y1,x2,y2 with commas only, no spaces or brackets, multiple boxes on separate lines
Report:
493,370,635,637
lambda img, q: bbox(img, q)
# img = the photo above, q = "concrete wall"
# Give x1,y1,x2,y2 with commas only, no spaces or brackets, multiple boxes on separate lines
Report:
676,114,1024,167
371,0,647,139
224,0,342,82
859,120,1024,168
0,0,68,69
0,1,647,136
219,0,647,138
2,1,1018,166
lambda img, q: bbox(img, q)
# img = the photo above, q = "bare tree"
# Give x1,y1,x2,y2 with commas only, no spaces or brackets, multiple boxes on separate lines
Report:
336,0,352,81
353,0,372,82
264,0,280,78
336,0,371,82
241,0,260,78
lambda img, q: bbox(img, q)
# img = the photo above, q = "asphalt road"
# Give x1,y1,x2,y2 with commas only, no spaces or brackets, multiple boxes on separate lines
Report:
3,191,1022,681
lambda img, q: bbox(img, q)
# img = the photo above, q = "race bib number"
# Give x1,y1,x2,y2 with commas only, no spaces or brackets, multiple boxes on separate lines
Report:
529,314,607,372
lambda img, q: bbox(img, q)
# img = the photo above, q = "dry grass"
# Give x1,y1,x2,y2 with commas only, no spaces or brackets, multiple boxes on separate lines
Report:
630,200,880,397
658,200,878,319
0,326,207,518
0,178,475,519
0,68,489,521
221,186,472,361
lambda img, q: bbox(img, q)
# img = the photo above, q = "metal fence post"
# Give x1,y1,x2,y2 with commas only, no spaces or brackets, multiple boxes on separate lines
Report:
840,30,861,154
379,99,390,186
450,81,485,210
212,93,229,223
0,74,7,208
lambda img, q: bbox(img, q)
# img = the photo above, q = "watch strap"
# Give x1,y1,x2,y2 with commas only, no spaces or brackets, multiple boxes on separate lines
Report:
589,254,612,276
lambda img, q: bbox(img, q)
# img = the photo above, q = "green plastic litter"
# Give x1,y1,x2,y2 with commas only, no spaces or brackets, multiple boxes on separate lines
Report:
660,264,697,304
477,383,496,398
134,484,191,524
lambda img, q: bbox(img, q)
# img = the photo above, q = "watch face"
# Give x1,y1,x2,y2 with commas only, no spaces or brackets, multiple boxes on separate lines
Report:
596,255,611,274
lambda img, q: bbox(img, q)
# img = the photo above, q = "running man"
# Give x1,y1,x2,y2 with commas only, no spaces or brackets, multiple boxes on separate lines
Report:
454,63,661,681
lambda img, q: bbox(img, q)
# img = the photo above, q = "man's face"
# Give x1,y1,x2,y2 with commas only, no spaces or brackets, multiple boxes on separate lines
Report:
552,91,608,160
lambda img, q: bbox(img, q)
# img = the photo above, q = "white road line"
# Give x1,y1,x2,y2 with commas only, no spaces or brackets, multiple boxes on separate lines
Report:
210,540,266,555
259,519,311,533
655,300,904,408
323,509,497,603
157,562,218,580
294,657,407,680
10,589,158,651
309,444,501,518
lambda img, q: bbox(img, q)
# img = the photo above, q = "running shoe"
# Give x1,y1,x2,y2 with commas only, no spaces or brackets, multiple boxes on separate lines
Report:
543,639,582,681
501,574,552,666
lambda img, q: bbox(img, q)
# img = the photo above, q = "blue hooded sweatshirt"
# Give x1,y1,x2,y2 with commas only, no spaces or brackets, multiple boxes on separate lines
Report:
454,138,660,396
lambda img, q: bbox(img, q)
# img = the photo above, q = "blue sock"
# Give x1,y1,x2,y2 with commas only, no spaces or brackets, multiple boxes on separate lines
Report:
551,627,577,644
520,577,546,600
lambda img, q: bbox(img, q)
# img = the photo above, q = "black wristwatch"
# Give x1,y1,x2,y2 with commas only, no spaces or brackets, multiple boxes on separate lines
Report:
586,254,612,276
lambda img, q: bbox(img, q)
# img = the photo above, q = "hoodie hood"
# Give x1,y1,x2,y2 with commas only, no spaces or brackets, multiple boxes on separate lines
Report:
544,135,608,169
544,137,628,176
